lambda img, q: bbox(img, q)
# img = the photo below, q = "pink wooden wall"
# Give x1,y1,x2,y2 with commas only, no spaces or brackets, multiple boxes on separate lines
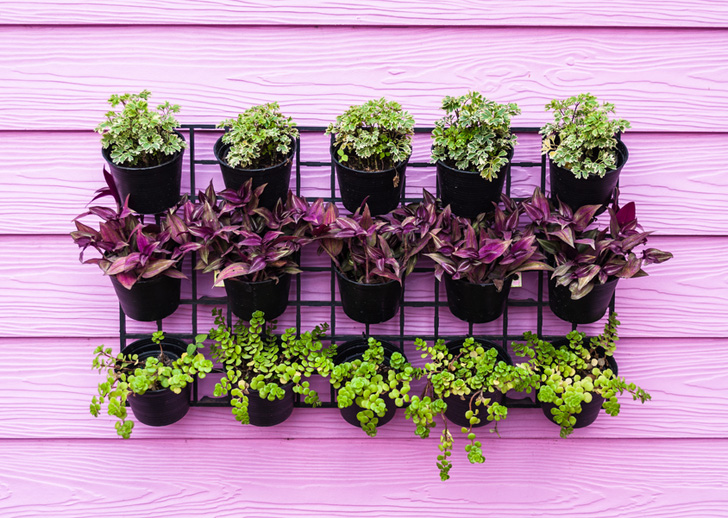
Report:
1,2,728,516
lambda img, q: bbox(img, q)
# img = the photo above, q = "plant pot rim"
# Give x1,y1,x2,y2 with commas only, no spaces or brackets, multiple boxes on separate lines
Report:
109,268,183,288
330,144,410,174
335,266,401,286
214,134,296,173
102,130,186,172
223,272,291,286
548,139,628,180
445,274,512,289
120,336,189,395
434,145,514,179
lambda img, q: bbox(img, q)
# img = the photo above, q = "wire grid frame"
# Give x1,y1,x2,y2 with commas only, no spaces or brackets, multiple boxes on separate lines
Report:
118,124,615,408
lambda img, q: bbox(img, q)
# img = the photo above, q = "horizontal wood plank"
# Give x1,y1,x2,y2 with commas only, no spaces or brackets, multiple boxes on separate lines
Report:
0,438,727,517
2,1,728,28
1,27,727,131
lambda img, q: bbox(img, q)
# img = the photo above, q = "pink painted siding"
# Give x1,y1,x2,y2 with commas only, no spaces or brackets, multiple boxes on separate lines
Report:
0,2,727,516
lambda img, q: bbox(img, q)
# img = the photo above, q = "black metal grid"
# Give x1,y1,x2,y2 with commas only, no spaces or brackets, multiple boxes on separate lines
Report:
118,125,615,409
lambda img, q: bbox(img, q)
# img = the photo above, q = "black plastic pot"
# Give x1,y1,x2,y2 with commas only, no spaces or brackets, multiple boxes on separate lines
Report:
335,269,402,324
334,339,401,429
246,383,295,427
214,135,295,211
548,277,618,324
443,276,512,324
110,274,181,322
549,140,628,211
102,131,185,215
223,274,291,322
436,147,513,219
332,146,409,215
541,339,619,429
442,339,511,428
122,337,191,427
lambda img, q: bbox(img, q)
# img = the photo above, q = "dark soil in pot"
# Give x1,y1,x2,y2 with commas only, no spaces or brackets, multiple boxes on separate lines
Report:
436,147,513,219
548,277,618,325
443,276,512,324
336,269,402,325
121,337,191,427
224,274,291,322
110,274,181,322
214,135,294,211
442,339,511,428
102,131,185,215
332,146,409,216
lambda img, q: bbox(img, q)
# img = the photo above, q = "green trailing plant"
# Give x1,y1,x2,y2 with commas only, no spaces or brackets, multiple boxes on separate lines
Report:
95,90,185,167
406,338,537,481
217,102,299,169
210,309,333,424
431,92,520,180
513,312,650,438
540,93,630,179
326,97,415,173
90,331,213,438
330,338,420,437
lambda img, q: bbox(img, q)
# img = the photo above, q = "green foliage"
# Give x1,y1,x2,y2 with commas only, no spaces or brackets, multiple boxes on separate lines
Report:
431,92,520,180
513,312,650,438
540,93,630,179
405,337,538,480
209,308,333,425
217,102,299,169
326,98,415,173
90,333,213,438
329,338,421,438
95,90,185,168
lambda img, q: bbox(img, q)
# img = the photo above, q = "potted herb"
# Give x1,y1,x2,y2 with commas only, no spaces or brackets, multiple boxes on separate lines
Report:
326,98,415,215
431,92,520,218
214,102,299,210
514,312,650,437
71,192,191,322
330,337,420,436
209,309,333,426
183,180,313,321
406,337,537,480
91,331,213,438
426,195,551,323
524,188,673,324
95,90,186,214
541,93,630,210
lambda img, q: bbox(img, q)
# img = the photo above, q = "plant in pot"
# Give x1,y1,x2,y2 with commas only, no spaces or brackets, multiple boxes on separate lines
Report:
330,337,420,437
209,308,333,426
214,102,299,210
523,187,673,324
513,312,650,438
183,180,314,321
312,197,432,325
95,90,186,214
426,195,551,323
431,91,521,218
71,190,192,322
326,97,415,215
540,93,630,210
91,331,213,438
405,336,538,480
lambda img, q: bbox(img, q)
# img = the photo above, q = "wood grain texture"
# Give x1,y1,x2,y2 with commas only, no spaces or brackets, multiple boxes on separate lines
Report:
2,0,728,28
1,26,727,131
1,438,727,517
0,336,724,440
2,131,727,236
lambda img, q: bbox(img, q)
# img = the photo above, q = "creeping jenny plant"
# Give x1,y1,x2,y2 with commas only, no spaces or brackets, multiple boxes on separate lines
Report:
95,90,185,167
431,92,520,180
540,93,630,179
210,309,333,424
91,332,213,438
326,97,415,172
406,338,537,481
217,102,299,169
514,312,650,438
